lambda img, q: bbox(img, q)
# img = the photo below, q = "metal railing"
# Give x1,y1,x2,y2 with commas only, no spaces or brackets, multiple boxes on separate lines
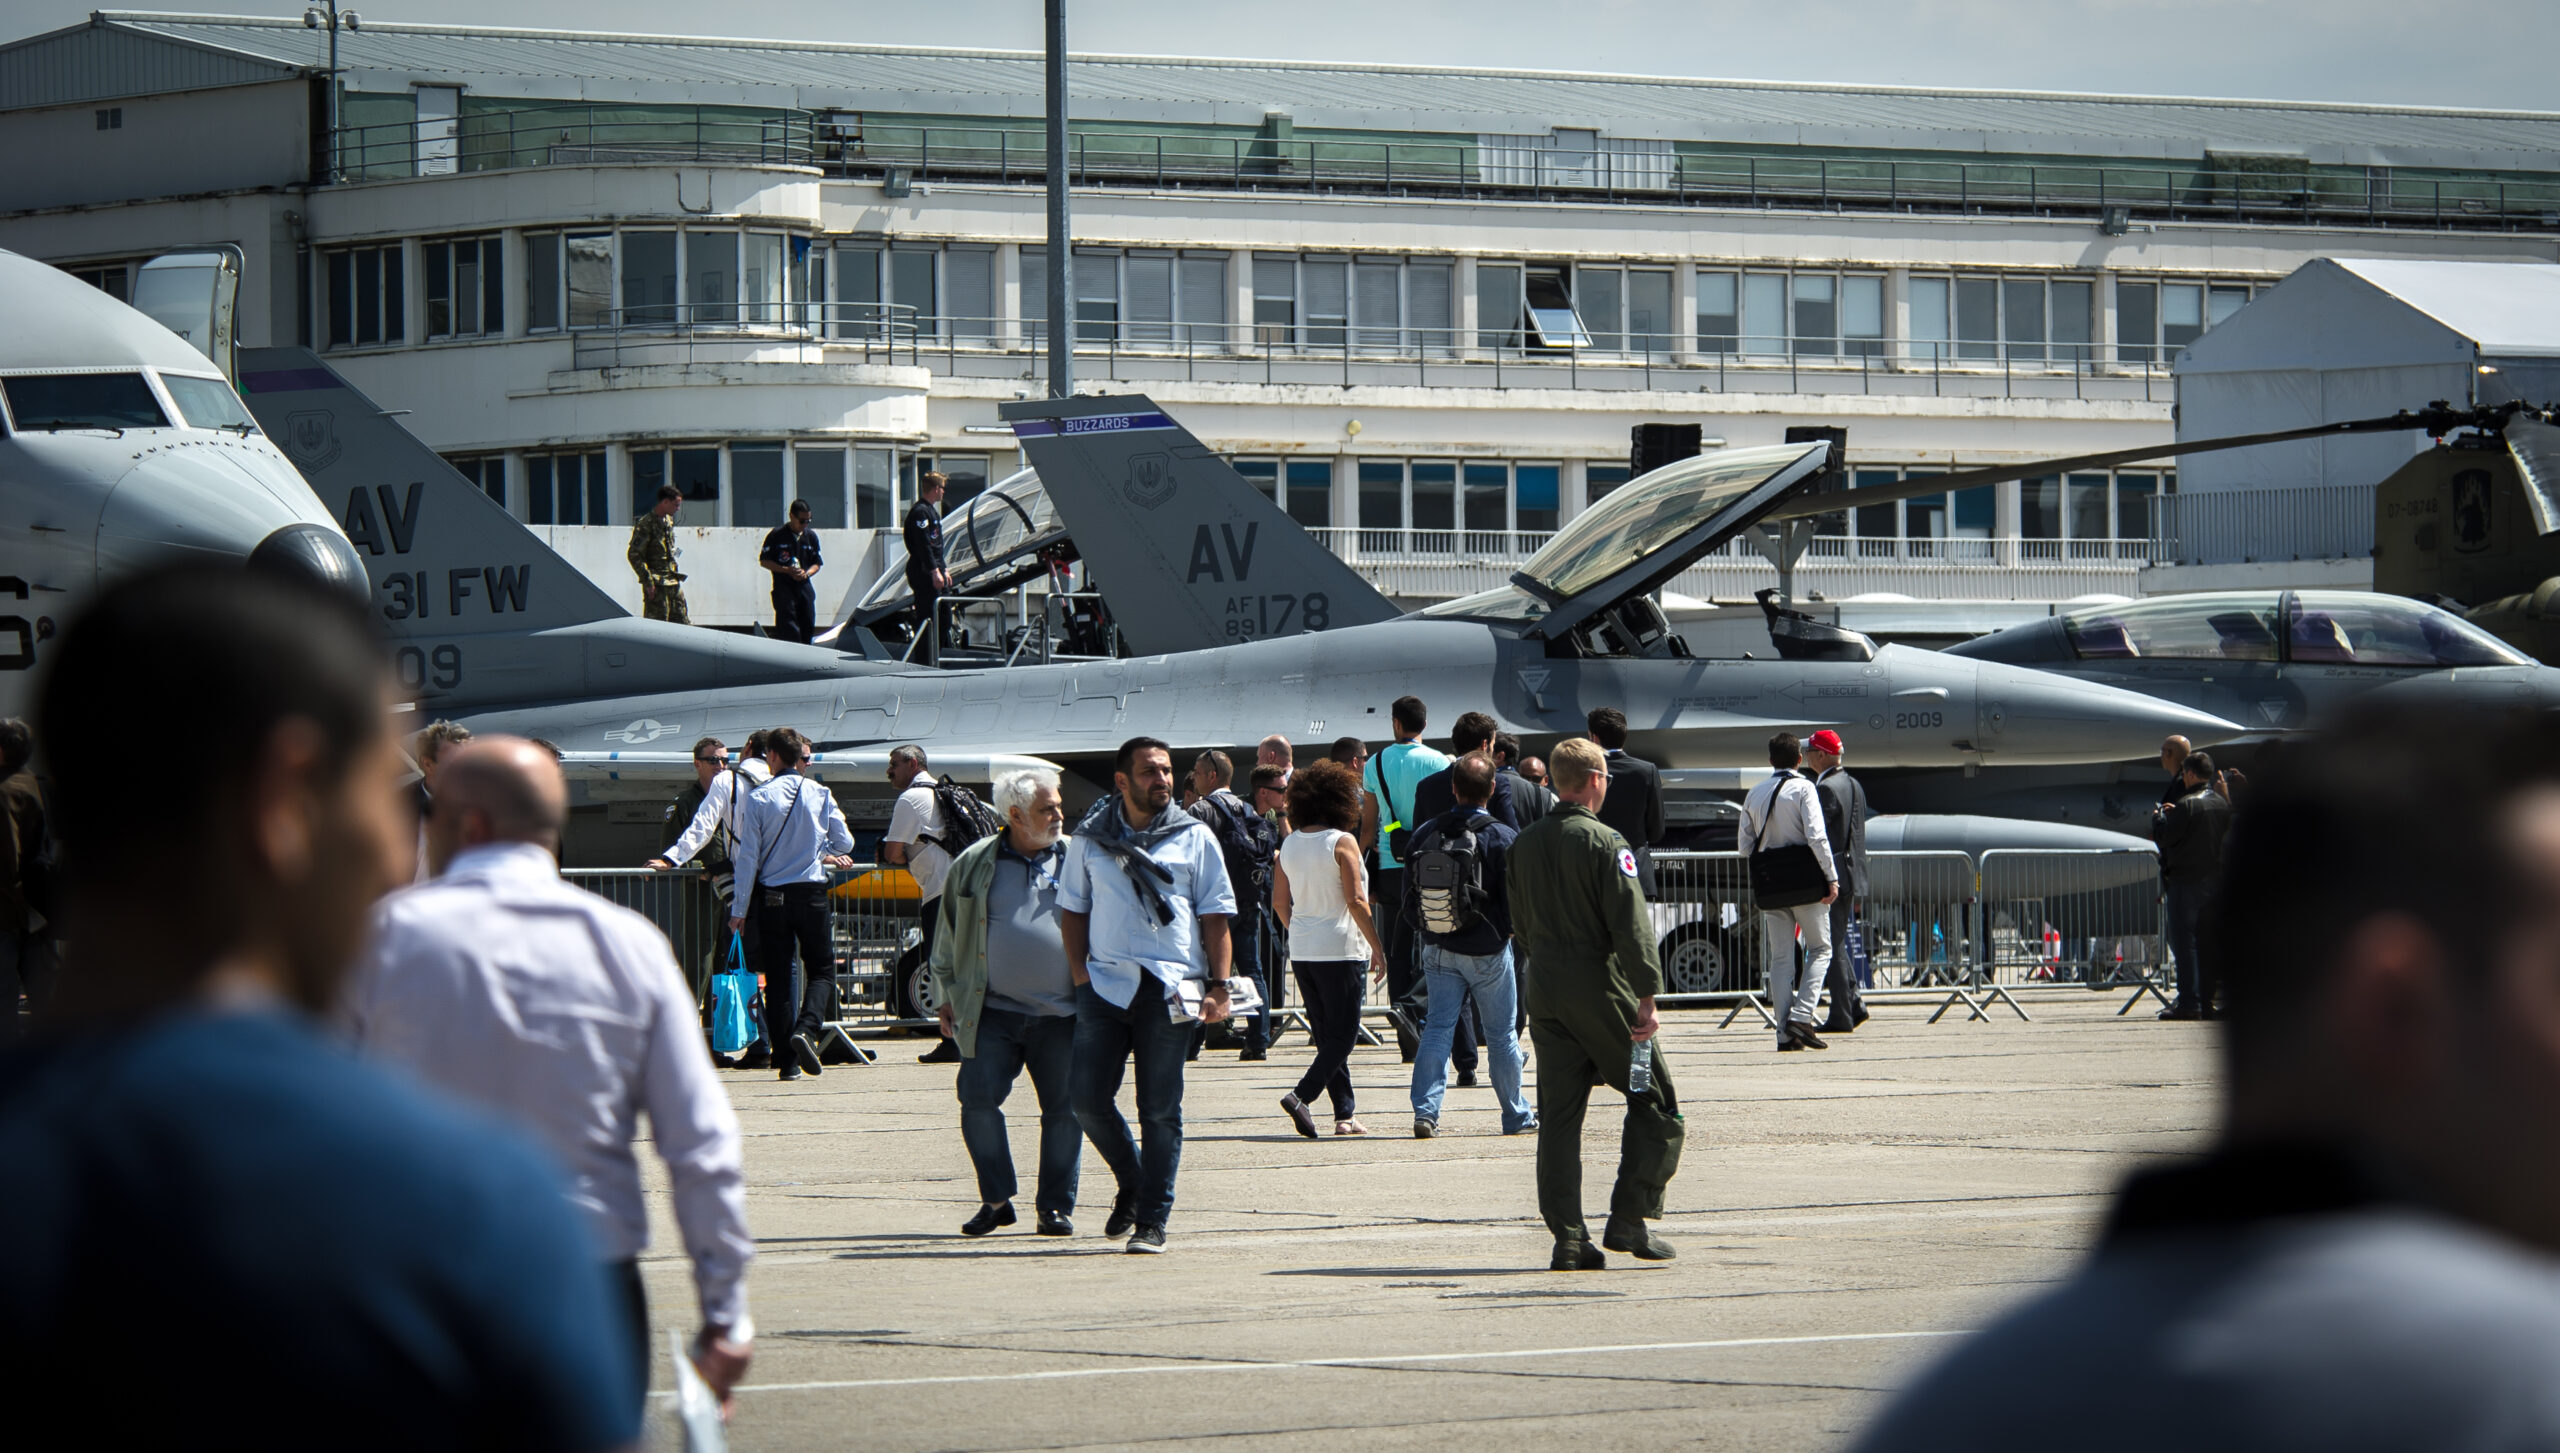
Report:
2150,482,2377,565
823,123,2560,234
1643,847,2171,1025
564,300,924,369
331,105,816,181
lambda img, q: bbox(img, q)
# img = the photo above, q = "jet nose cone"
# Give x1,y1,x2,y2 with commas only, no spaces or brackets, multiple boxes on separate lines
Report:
249,523,369,602
1974,660,2242,765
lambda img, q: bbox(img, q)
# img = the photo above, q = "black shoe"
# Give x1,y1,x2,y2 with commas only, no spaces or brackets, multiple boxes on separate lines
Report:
918,1040,961,1064
1790,1024,1830,1051
1820,1015,1857,1035
820,1039,861,1065
1239,1047,1268,1061
738,1045,774,1070
1413,1118,1438,1139
1456,1069,1480,1088
1036,1211,1074,1237
710,1051,739,1069
2158,1004,2202,1022
1777,1035,1803,1051
1280,1092,1319,1140
793,1034,825,1076
1126,1223,1167,1254
779,1064,803,1082
1550,1238,1606,1271
1104,1194,1137,1239
1601,1218,1677,1261
961,1202,1016,1237
1851,1002,1871,1027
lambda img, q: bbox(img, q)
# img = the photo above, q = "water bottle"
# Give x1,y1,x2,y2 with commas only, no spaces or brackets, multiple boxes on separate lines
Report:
1627,1041,1653,1095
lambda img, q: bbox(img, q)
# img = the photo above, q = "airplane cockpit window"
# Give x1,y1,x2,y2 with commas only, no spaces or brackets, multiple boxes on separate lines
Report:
2,372,167,432
1520,445,1817,602
2285,591,2531,669
159,373,257,433
853,468,1061,617
1420,584,1550,622
2061,593,2281,662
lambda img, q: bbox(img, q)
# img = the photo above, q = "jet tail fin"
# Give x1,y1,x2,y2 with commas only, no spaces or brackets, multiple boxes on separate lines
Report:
1000,394,1399,655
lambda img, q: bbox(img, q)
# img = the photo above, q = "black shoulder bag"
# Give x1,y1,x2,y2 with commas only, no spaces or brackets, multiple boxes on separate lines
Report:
1747,777,1832,910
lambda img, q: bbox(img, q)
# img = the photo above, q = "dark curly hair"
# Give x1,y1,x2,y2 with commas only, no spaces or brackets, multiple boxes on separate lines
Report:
1285,759,1363,834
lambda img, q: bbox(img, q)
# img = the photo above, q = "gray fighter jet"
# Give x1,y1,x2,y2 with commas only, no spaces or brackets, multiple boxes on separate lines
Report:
0,249,362,718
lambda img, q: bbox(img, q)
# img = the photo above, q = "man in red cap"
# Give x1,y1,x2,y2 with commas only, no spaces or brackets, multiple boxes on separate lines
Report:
1803,730,1871,1033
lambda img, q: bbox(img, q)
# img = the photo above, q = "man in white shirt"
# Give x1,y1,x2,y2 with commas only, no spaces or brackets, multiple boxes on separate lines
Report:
1739,731,1838,1052
732,729,858,1082
884,743,961,1063
344,737,754,1419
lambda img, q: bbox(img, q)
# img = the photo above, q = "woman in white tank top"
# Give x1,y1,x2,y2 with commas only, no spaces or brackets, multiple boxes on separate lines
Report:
1272,762,1387,1138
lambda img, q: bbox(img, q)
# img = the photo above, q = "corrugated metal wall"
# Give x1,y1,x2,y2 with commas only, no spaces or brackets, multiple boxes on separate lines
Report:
0,22,294,113
1478,132,1676,190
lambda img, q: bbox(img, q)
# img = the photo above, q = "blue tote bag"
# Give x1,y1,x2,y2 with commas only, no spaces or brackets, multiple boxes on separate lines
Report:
709,932,757,1054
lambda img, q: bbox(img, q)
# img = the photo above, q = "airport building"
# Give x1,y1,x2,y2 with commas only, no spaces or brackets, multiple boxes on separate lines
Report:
4,11,2558,624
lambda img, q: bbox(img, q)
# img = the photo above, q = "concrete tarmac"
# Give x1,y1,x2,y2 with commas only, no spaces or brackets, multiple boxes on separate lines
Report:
636,999,2213,1451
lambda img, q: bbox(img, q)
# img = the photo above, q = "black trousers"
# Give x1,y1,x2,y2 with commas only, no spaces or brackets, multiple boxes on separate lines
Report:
908,576,942,665
773,583,816,644
2166,880,2215,1011
1822,895,1866,1022
1291,959,1365,1119
756,881,833,1052
610,1258,649,1411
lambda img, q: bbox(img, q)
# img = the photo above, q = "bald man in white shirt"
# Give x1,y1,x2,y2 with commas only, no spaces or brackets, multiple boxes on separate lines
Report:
344,737,754,1418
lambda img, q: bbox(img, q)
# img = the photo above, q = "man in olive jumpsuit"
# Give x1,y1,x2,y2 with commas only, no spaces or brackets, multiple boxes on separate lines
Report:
629,483,689,624
1507,737,1683,1270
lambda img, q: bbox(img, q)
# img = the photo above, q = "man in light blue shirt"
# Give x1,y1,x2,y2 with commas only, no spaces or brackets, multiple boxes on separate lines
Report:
1060,735,1237,1255
729,728,856,1082
1362,694,1452,1063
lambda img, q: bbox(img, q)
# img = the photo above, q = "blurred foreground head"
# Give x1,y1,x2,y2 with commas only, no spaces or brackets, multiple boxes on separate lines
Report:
39,566,409,1018
2212,705,2560,1249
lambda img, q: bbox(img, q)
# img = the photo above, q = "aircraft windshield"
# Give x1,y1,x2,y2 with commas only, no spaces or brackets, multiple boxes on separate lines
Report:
2,372,167,432
856,467,1059,612
2285,591,2530,668
1420,584,1551,622
1519,444,1820,602
2062,594,2281,662
160,373,256,432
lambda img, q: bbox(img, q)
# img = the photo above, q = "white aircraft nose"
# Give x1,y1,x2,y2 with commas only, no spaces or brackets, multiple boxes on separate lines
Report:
96,443,345,581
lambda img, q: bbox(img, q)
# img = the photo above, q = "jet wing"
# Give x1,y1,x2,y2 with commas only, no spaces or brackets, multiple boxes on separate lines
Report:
999,394,1401,655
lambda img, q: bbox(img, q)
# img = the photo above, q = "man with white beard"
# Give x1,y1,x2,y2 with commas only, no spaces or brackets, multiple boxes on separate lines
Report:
928,767,1082,1238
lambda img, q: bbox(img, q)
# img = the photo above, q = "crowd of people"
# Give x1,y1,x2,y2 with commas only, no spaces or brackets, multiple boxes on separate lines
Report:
16,562,2552,1449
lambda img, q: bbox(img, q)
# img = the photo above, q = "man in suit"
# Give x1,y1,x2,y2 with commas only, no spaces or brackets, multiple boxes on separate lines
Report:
1587,707,1666,897
1804,730,1871,1034
1493,732,1557,828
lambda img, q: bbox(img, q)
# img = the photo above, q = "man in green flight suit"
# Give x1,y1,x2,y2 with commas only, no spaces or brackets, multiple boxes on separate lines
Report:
629,483,689,624
1507,736,1683,1270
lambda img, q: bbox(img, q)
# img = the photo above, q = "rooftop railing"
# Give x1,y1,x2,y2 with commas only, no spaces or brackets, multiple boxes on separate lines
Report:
323,109,2560,233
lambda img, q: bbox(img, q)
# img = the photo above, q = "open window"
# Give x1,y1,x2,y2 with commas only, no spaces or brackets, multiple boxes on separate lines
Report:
1522,267,1591,350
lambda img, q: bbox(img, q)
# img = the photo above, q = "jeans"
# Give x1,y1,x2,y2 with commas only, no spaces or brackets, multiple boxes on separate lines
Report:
1069,979,1190,1228
1232,907,1272,1053
1290,959,1366,1119
1376,871,1475,1070
958,1006,1081,1219
1761,902,1833,1028
755,882,833,1053
2166,880,2215,1011
1412,943,1534,1131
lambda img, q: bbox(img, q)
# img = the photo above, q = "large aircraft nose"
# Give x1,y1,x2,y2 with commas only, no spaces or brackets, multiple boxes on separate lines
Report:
1973,659,2242,764
249,522,369,602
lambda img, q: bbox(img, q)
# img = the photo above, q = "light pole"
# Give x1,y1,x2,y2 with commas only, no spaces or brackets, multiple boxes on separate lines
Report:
1044,0,1072,399
303,3,360,180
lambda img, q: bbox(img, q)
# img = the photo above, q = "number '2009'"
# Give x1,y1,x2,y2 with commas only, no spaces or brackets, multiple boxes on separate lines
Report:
1894,710,1943,729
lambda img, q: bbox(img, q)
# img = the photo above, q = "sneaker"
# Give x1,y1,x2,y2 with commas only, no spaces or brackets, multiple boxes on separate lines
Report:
1550,1238,1606,1271
1126,1224,1167,1254
1413,1118,1438,1139
1104,1194,1137,1239
1503,1120,1540,1136
779,1064,804,1081
1238,1047,1268,1062
1036,1211,1074,1237
1600,1217,1677,1261
793,1033,826,1076
1279,1092,1319,1140
1456,1069,1480,1088
1334,1119,1369,1136
961,1202,1016,1237
918,1040,961,1064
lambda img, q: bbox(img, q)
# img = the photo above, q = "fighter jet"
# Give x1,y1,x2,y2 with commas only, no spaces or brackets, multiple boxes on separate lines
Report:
0,248,362,717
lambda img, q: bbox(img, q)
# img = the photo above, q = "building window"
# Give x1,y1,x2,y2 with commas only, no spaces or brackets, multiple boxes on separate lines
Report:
1908,273,2099,366
62,260,135,302
1699,268,1888,358
324,242,406,349
632,445,720,525
2116,279,2259,364
793,447,850,530
566,233,612,329
1252,255,1297,345
855,447,896,529
731,444,787,528
947,248,996,340
443,454,507,509
95,107,122,130
526,451,607,526
621,231,678,327
525,232,560,331
912,452,991,511
423,236,503,340
1574,267,1675,355
1235,458,1334,529
1478,263,1523,349
840,243,886,338
1587,463,1632,503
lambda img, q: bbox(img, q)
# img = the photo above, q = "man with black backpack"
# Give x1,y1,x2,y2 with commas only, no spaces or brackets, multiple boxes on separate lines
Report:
1405,755,1534,1139
1188,751,1279,1061
888,744,1002,1063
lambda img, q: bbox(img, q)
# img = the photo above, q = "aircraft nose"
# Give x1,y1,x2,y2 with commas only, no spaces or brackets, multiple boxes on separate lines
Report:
249,522,369,602
1972,659,2242,765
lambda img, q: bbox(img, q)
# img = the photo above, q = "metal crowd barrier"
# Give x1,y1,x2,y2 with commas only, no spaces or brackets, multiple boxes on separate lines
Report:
1645,846,2170,1027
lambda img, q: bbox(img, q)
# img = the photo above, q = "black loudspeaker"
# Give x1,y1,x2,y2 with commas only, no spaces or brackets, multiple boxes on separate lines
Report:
1630,423,1703,479
1784,425,1849,493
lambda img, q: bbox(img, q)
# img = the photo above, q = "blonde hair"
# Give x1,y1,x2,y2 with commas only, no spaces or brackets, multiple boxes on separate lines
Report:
1549,737,1607,794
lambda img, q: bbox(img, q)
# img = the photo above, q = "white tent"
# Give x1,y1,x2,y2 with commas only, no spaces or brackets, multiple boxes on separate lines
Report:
2174,258,2560,498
